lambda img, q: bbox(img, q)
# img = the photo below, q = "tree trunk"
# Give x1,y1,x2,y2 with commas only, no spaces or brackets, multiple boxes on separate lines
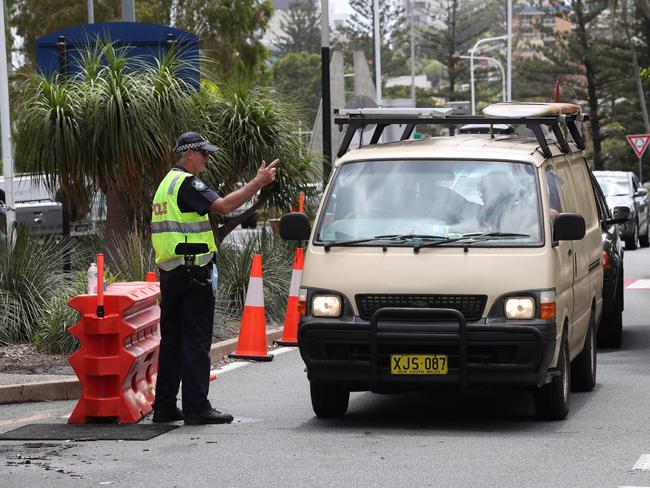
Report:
624,0,650,133
105,187,131,257
575,0,604,169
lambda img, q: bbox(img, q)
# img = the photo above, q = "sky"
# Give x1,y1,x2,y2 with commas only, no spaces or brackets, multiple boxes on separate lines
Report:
330,0,353,16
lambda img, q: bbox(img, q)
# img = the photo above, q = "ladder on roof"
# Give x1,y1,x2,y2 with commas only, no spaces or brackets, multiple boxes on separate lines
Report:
333,107,589,159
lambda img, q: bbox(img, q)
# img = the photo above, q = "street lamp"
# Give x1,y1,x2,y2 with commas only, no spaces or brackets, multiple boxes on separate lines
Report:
469,35,507,115
0,0,15,238
456,55,506,104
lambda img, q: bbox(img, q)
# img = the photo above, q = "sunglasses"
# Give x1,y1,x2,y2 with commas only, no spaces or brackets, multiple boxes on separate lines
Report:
192,148,210,157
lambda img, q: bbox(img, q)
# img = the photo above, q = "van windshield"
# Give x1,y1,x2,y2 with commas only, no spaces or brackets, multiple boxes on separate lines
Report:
315,159,542,246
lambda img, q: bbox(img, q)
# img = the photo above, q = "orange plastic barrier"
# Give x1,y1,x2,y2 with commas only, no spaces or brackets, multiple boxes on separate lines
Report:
67,281,161,424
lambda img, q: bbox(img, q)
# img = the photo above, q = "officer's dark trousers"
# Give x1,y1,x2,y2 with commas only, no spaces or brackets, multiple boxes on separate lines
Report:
154,263,214,416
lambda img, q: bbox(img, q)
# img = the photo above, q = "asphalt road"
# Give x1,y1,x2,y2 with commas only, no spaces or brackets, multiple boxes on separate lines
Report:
1,247,649,488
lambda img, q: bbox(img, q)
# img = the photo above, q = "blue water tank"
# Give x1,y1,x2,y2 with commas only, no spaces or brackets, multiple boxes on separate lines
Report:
36,22,200,88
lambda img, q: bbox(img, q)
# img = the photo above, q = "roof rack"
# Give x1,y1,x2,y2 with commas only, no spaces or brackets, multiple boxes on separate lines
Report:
333,107,589,159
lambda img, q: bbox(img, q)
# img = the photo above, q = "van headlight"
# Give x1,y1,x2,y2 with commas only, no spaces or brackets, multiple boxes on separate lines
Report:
504,297,535,320
312,295,342,317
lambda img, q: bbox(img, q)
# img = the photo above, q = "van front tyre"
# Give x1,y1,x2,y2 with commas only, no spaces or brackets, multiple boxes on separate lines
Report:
534,335,570,420
571,313,597,392
310,382,350,418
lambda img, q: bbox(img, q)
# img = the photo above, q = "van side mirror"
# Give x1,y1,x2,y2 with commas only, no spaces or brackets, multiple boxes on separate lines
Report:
553,213,585,242
635,187,648,197
606,206,630,226
279,213,311,241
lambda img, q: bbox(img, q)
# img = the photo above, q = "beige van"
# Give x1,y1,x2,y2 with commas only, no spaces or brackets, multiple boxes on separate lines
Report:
281,103,603,421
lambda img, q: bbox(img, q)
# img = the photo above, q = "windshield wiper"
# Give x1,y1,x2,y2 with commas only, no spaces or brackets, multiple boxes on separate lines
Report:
322,234,448,251
412,232,532,253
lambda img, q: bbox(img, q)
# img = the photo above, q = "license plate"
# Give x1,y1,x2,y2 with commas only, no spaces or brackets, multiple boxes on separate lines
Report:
390,354,448,375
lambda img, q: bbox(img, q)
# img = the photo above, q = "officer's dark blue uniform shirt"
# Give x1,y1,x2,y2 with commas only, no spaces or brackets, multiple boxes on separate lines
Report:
173,166,220,215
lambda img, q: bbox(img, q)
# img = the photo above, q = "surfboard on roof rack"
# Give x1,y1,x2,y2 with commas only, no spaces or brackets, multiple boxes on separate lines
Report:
482,102,580,118
333,102,589,159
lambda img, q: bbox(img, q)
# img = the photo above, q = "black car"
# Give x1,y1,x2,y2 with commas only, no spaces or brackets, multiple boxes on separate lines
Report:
593,170,650,250
590,173,629,347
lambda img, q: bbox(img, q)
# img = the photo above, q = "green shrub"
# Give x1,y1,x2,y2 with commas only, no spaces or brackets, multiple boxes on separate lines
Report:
107,229,157,282
33,272,85,355
0,228,82,345
215,228,296,339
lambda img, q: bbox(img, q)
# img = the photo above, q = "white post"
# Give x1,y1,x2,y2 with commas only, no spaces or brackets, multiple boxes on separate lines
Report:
0,0,15,237
470,47,475,115
409,0,416,106
88,0,94,23
121,0,135,22
373,0,382,105
507,0,512,101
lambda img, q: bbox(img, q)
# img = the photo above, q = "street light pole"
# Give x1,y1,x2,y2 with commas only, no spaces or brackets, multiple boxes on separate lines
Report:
469,35,507,114
0,0,15,237
321,0,332,182
373,0,382,105
121,0,135,22
507,0,512,101
457,55,506,103
88,0,94,23
409,0,416,106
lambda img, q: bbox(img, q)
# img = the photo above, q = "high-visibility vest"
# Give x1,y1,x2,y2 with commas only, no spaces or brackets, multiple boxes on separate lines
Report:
151,168,217,270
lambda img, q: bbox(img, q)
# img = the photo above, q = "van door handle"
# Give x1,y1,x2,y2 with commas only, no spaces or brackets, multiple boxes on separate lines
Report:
568,249,572,256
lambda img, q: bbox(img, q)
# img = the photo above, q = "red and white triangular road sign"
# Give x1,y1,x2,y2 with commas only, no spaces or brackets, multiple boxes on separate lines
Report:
626,134,650,158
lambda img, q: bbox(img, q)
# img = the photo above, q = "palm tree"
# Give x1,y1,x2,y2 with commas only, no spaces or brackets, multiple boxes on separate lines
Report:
15,42,318,248
192,77,318,243
15,42,195,248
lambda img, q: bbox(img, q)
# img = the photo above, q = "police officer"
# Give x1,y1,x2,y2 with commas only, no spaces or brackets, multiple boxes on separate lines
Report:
151,131,278,424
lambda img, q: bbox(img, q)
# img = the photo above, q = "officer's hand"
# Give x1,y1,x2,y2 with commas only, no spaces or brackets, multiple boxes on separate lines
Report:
256,159,279,187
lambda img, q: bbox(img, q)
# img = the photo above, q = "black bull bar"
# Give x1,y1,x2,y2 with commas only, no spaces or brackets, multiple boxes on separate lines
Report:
299,307,550,393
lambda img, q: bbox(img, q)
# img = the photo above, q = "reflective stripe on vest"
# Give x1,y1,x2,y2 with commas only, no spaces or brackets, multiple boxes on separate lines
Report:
151,168,217,270
151,220,213,234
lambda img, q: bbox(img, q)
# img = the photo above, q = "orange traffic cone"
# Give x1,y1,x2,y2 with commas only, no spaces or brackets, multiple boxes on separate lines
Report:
276,247,304,346
145,271,157,282
228,254,274,362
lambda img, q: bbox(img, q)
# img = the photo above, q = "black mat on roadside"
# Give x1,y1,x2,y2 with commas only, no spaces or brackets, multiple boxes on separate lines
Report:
0,423,179,441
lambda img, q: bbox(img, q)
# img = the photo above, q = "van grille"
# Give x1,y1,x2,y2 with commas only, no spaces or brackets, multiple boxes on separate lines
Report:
355,294,487,322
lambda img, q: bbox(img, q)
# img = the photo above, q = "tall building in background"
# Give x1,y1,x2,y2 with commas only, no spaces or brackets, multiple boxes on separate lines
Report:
513,3,572,60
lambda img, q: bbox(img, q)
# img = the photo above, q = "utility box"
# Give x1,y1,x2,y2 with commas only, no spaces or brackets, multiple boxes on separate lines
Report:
15,201,63,235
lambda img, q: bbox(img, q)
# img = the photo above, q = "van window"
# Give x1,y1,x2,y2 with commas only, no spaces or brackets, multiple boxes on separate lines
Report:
569,158,597,226
544,165,564,216
316,159,542,246
555,160,579,213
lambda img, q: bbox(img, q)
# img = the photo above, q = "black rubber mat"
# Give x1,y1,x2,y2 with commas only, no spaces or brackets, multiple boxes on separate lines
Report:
0,423,179,441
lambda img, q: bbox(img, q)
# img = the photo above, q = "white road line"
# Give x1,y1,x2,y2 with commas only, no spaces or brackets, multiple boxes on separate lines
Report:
618,486,650,488
211,347,297,376
633,454,650,470
272,347,296,355
627,279,650,289
215,362,250,374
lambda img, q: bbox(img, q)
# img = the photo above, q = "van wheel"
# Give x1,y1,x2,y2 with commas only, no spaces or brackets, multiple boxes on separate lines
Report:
625,223,640,250
598,273,623,348
571,313,597,391
310,382,349,418
534,333,570,420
